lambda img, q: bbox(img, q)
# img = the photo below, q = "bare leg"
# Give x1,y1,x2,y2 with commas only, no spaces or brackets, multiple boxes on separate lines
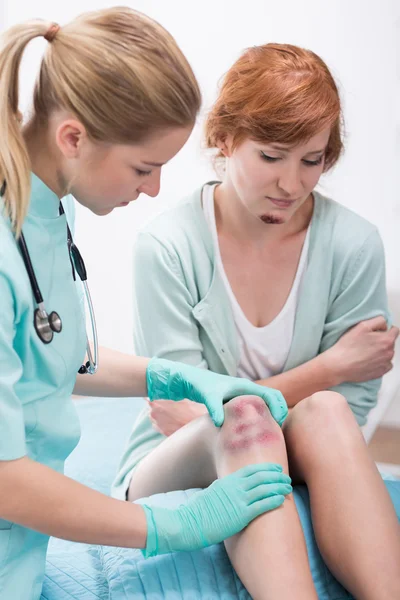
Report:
127,409,217,500
217,396,318,600
284,391,400,600
129,396,317,600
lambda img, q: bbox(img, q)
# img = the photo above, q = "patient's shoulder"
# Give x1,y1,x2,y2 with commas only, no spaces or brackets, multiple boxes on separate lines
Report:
138,186,211,255
314,191,381,262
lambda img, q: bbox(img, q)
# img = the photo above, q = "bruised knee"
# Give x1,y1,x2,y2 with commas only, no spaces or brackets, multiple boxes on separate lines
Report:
222,395,283,452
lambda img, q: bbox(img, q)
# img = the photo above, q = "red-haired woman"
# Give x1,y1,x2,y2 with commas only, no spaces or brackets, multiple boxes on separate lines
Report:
113,44,400,598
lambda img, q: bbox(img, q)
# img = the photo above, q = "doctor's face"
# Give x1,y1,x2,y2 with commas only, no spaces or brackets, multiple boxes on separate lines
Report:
64,126,192,215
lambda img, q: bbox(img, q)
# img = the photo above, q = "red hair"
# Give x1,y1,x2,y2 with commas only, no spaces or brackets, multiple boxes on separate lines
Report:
205,43,343,171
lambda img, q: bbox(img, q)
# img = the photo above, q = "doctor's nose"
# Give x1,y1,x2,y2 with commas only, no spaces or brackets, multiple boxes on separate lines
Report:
138,172,161,198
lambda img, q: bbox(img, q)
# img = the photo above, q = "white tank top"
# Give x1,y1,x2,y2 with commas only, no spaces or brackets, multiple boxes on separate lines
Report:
202,183,310,380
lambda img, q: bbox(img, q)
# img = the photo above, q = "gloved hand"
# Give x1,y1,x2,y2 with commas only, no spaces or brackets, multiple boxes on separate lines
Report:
141,463,292,557
146,358,288,427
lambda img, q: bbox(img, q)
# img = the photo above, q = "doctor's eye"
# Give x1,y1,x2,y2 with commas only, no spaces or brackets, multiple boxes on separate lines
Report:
134,168,152,177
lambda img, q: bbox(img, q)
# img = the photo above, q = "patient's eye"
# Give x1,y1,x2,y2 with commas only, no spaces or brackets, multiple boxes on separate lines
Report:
260,152,280,163
302,156,323,167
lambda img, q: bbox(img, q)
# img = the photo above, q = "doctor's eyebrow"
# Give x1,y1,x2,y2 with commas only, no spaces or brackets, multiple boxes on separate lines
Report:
141,160,166,167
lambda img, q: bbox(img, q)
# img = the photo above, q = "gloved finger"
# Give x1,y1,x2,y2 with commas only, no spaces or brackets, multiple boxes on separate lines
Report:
243,383,288,425
247,495,285,519
262,393,288,426
206,398,225,427
246,483,292,504
232,463,284,481
243,470,292,491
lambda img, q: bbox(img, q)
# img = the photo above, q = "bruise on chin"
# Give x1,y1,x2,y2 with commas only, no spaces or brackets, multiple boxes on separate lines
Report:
260,214,284,224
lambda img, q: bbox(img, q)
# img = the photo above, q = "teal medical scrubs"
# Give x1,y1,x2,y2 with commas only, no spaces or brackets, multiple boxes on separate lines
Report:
0,174,86,599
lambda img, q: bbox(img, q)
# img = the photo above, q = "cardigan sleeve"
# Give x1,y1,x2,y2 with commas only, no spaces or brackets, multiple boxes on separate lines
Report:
132,231,208,370
319,228,390,425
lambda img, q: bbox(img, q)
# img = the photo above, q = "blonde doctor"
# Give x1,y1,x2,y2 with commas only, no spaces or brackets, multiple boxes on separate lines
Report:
0,8,292,599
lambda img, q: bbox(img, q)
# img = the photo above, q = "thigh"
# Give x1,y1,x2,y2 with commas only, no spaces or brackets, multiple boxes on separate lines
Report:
128,414,218,501
282,406,310,485
282,392,352,485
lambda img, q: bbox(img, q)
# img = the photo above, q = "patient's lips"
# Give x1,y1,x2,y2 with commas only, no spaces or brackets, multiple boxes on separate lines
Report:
267,196,297,208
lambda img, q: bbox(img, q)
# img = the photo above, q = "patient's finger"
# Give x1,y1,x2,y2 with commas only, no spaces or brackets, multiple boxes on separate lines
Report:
366,316,388,331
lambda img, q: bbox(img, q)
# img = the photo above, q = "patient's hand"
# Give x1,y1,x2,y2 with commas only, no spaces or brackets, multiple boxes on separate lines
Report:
325,316,399,384
147,399,208,436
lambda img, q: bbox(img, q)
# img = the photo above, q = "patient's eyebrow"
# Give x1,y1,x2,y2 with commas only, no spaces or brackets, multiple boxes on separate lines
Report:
267,144,326,155
304,149,326,156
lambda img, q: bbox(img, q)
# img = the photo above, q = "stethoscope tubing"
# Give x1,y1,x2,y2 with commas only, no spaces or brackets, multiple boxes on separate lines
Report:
18,233,44,306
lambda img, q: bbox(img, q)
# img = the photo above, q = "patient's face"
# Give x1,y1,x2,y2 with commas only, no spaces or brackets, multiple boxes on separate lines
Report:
68,126,193,215
223,128,330,225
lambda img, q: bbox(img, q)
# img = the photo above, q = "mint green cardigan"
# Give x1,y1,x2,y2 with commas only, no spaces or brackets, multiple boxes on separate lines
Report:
112,185,389,499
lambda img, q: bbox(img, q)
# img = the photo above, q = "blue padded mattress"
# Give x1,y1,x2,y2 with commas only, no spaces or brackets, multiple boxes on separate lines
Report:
41,398,400,599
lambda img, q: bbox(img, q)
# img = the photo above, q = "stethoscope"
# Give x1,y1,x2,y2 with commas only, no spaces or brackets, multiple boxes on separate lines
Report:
1,181,98,375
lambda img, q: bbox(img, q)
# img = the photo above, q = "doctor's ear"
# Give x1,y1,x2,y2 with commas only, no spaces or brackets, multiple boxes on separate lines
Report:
55,120,88,159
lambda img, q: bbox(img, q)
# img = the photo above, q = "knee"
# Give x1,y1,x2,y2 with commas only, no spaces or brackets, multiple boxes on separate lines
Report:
291,391,355,435
222,395,284,452
302,391,349,418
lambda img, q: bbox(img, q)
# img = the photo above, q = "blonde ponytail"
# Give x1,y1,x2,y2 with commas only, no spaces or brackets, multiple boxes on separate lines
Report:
0,20,52,235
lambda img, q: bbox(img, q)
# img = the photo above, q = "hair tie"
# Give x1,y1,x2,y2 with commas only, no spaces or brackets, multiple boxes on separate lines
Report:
44,23,60,43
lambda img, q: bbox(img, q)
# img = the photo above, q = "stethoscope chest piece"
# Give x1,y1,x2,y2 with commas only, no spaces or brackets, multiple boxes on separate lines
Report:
34,308,62,344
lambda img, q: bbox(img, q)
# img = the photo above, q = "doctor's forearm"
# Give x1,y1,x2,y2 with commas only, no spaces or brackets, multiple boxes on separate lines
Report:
73,346,149,397
0,456,147,548
256,353,341,407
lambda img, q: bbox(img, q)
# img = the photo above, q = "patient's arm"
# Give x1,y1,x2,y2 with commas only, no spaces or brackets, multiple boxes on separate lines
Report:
258,316,397,407
147,316,397,437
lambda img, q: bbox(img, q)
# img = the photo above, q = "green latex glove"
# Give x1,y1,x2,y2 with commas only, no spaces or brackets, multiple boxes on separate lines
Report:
146,357,288,427
141,463,292,557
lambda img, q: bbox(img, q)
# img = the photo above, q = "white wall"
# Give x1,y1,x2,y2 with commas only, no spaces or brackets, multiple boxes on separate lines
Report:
2,1,400,420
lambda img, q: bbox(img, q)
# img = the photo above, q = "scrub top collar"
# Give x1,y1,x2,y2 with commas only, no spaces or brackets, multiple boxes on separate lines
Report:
29,172,63,219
